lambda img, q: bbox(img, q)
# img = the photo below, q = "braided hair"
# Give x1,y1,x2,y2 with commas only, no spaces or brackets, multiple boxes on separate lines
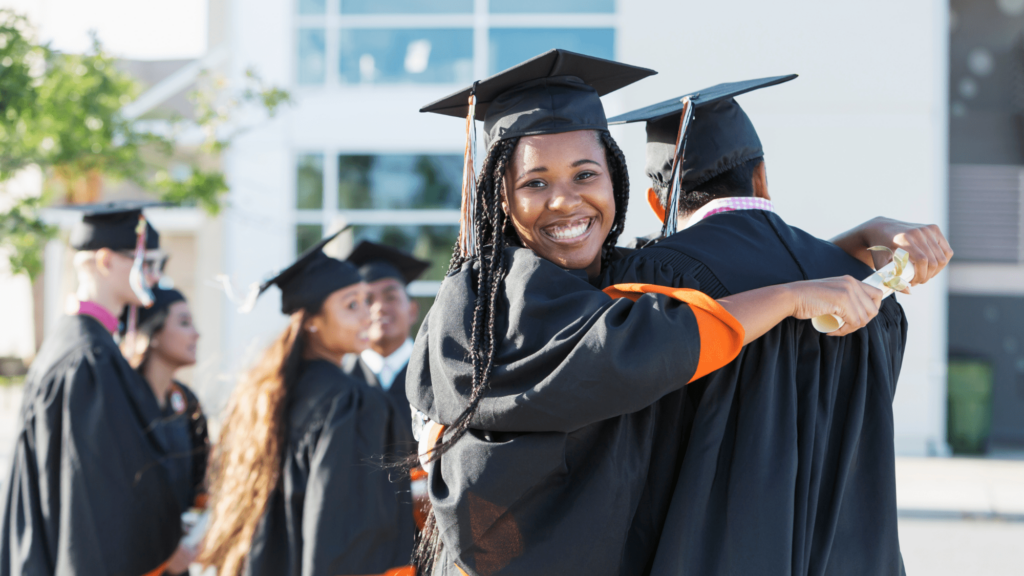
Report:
414,129,630,574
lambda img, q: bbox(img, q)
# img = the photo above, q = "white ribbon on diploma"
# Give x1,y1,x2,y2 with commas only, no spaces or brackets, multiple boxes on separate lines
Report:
811,248,915,333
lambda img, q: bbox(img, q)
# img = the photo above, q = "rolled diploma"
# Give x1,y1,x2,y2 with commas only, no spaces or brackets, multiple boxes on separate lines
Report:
811,248,915,333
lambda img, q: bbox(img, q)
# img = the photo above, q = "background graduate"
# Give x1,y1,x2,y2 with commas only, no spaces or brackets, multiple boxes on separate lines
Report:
199,231,416,576
119,286,210,575
0,202,184,576
602,77,953,575
343,240,430,436
408,50,886,576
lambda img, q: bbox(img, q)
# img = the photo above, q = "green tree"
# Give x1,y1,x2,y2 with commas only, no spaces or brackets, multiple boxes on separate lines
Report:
0,10,290,279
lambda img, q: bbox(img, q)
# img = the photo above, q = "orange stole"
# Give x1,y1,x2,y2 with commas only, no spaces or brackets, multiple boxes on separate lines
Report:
603,283,745,382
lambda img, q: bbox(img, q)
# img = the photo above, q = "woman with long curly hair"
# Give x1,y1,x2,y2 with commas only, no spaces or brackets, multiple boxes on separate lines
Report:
407,50,885,576
199,232,416,576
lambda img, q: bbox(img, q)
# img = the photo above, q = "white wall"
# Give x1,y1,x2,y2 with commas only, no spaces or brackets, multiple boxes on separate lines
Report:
219,0,950,454
616,0,950,455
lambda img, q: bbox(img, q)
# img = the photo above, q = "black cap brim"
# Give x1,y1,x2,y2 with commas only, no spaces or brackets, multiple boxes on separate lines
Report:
607,74,798,125
421,49,656,121
347,241,430,285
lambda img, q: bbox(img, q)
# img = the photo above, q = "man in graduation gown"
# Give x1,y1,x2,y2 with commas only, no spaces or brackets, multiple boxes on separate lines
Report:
342,241,430,437
0,202,184,576
603,77,951,576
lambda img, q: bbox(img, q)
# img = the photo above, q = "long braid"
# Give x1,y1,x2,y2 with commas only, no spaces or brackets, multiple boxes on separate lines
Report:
416,132,628,575
599,130,630,271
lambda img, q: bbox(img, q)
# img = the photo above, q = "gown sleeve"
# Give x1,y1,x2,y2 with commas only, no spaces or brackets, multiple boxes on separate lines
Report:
408,248,744,434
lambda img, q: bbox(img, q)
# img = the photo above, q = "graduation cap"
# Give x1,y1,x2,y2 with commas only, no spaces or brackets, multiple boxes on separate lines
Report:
241,227,362,315
60,200,163,251
118,287,186,338
607,75,797,229
421,49,656,258
347,241,429,286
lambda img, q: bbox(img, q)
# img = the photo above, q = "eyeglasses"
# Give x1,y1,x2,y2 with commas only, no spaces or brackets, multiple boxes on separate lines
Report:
117,251,169,274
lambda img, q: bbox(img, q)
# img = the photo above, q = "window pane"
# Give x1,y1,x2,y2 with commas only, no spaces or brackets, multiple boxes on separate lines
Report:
297,28,326,84
296,154,324,209
298,0,326,14
349,225,457,281
338,154,463,209
489,28,614,74
340,0,472,13
296,224,324,255
490,0,613,13
339,29,473,84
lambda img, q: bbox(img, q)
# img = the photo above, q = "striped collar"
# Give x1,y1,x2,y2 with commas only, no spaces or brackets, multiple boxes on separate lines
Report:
680,197,776,231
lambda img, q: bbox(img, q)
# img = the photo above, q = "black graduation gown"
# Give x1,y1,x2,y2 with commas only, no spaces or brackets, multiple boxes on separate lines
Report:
343,354,414,440
147,381,209,512
603,209,908,576
0,315,182,576
246,359,416,576
406,247,743,576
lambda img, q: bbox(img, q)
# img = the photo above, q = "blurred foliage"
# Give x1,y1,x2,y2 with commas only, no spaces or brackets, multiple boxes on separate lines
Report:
0,195,55,279
0,9,291,279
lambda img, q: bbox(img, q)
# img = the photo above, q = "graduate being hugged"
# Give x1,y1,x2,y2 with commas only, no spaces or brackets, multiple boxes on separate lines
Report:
602,76,953,575
407,50,890,576
0,201,184,576
199,231,415,576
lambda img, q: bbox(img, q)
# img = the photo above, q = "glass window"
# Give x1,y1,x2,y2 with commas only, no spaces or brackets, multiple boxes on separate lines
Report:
298,0,326,14
349,225,457,281
489,28,614,74
297,28,327,84
339,29,473,84
338,154,463,209
490,0,613,13
296,224,324,254
340,0,472,14
296,154,324,209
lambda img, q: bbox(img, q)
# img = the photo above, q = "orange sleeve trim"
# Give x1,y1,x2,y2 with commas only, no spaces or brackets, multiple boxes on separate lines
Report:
350,566,415,576
141,559,170,576
410,467,427,481
647,187,667,224
603,283,745,383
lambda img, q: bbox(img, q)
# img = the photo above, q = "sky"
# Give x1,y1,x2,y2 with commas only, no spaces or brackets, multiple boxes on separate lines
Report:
1,0,207,59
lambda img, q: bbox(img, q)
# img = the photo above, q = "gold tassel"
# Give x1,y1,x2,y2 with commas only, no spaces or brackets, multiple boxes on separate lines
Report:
459,87,478,258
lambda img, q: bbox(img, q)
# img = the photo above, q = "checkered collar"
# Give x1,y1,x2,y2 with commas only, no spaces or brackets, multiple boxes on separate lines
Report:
679,197,775,231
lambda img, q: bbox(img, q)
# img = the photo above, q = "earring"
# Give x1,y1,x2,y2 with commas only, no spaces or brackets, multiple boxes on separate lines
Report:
308,326,318,333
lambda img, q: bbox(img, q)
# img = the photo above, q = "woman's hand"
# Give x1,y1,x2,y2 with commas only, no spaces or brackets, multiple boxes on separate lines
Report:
787,276,884,336
717,276,883,344
832,217,954,287
165,542,198,575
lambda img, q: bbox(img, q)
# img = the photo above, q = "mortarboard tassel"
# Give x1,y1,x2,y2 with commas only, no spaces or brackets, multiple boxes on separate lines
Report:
458,83,479,259
124,214,156,354
662,97,694,238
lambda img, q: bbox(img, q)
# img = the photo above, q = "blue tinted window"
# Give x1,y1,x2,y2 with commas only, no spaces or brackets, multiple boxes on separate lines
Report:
296,224,324,254
341,0,472,13
297,28,326,84
489,28,614,74
339,29,473,84
298,0,326,14
296,154,324,209
338,154,463,209
490,0,613,13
